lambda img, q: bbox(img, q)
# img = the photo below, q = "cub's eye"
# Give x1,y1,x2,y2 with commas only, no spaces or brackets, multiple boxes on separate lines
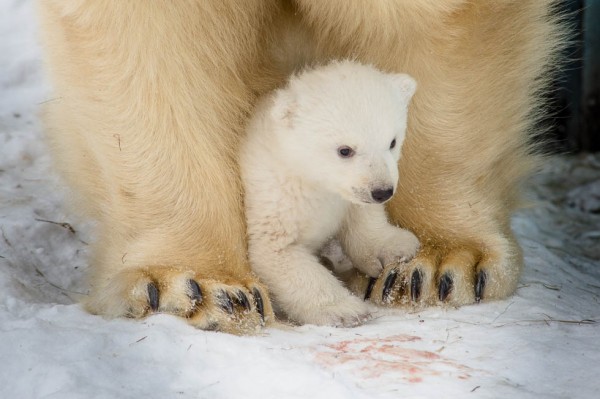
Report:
390,138,397,150
337,146,355,158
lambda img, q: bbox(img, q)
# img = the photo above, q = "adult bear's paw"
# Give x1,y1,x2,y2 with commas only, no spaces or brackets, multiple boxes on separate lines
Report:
351,235,523,307
84,266,274,335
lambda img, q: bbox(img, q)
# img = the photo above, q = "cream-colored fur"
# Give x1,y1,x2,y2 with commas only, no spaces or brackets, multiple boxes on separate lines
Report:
36,0,564,332
242,61,419,326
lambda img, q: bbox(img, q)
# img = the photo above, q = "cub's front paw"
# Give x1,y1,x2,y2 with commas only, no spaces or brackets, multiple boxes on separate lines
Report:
379,227,420,265
354,227,420,278
293,294,372,328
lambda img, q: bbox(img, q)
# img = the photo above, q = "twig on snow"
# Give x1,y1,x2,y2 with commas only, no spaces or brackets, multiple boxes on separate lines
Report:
37,97,62,105
493,316,596,328
492,301,514,324
34,267,87,298
542,283,561,291
1,227,12,247
35,218,76,234
34,218,89,245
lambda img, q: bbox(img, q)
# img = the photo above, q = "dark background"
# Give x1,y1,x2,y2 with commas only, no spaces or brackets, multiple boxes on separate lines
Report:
546,0,600,152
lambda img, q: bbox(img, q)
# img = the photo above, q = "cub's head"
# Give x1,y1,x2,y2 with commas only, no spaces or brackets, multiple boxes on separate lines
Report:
269,61,416,205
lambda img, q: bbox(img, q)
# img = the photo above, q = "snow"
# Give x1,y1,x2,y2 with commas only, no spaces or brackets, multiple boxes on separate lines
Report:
1,1,598,398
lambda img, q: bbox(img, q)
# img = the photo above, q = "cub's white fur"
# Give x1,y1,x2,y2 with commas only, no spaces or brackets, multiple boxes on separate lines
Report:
241,61,419,326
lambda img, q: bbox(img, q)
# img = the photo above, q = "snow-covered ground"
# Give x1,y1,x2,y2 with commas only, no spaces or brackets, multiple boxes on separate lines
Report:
1,1,598,398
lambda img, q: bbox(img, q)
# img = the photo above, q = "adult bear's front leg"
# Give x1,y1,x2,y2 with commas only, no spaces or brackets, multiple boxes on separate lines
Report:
296,0,564,306
37,0,280,333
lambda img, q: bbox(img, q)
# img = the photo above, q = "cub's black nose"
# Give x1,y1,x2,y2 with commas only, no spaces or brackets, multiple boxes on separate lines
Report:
371,188,394,203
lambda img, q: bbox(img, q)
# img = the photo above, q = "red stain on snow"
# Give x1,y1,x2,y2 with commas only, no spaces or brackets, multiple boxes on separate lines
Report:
314,334,472,383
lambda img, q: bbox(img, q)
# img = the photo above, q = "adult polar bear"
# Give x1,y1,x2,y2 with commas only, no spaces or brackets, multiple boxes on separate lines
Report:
37,1,563,334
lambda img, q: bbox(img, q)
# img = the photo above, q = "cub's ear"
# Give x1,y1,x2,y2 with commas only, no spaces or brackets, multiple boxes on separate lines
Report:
389,73,417,100
270,89,297,128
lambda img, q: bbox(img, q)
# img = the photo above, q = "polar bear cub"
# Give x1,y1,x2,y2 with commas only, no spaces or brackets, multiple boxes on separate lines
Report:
241,61,419,327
